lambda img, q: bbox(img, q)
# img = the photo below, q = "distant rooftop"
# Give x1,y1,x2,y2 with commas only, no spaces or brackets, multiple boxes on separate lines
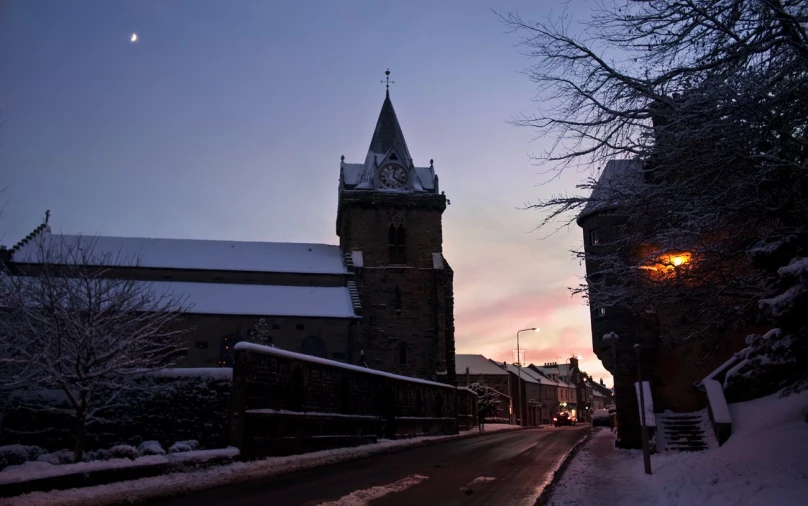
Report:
455,354,508,376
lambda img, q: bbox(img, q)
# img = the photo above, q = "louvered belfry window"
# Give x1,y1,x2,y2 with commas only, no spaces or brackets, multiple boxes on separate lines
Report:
388,214,406,264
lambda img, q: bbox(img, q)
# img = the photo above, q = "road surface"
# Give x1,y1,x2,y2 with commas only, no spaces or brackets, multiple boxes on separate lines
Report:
155,426,589,506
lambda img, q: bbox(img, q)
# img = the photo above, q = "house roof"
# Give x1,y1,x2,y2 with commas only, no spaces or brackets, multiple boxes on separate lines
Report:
503,364,541,384
577,159,644,224
536,367,574,388
11,233,348,275
455,354,508,376
518,366,558,386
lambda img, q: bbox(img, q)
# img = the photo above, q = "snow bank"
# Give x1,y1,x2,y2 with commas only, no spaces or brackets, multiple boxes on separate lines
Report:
0,456,169,486
7,425,522,505
547,390,808,506
164,447,240,465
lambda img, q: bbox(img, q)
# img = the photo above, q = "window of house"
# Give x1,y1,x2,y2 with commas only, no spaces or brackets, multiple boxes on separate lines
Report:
399,341,407,366
301,336,327,358
394,287,402,312
332,351,346,360
195,341,208,350
589,229,600,246
296,323,305,331
388,215,406,264
272,323,280,330
594,307,607,319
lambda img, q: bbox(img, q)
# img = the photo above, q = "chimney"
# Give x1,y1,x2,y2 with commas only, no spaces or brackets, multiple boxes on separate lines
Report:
466,366,470,386
600,378,605,386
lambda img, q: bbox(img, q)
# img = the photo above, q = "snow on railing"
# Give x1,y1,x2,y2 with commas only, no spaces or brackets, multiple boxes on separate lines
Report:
235,341,456,389
703,379,732,424
698,355,742,386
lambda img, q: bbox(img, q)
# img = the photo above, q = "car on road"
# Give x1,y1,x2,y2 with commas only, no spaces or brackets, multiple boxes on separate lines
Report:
553,413,575,427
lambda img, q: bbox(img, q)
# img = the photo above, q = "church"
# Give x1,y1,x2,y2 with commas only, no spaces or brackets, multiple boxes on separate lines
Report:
3,85,457,385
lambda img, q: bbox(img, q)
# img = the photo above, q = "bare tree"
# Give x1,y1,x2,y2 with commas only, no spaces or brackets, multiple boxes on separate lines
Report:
501,1,807,385
0,233,190,461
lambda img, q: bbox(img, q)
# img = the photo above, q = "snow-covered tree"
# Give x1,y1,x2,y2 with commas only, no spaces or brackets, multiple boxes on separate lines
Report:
501,1,808,389
0,234,190,461
467,382,500,429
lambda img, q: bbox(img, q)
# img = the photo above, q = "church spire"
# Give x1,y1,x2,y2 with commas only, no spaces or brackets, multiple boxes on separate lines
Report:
369,69,411,164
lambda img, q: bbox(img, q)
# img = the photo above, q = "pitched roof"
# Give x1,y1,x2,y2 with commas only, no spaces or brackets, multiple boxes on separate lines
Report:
577,159,644,224
455,354,508,376
518,366,558,386
339,93,439,195
368,91,412,164
151,281,358,318
11,233,348,275
501,364,541,383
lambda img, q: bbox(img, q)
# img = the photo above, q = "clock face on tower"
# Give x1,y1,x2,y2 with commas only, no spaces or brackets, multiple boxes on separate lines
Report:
379,164,408,189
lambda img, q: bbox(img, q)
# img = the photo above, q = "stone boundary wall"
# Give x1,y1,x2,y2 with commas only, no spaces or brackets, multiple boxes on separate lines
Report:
230,343,474,458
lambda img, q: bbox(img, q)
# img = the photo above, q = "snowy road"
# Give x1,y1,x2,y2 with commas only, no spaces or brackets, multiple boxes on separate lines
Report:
155,426,589,506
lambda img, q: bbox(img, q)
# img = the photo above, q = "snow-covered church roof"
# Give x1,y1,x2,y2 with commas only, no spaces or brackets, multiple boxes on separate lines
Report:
11,233,348,275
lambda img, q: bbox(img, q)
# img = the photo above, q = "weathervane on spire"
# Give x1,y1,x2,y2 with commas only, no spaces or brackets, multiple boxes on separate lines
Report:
381,68,395,95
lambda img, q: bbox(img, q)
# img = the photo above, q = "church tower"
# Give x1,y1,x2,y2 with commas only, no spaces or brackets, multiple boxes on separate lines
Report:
336,75,455,384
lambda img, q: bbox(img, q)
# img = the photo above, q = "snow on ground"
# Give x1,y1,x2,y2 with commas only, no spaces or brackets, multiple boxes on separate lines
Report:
0,456,169,486
6,425,522,506
164,447,240,464
548,390,808,506
317,474,429,505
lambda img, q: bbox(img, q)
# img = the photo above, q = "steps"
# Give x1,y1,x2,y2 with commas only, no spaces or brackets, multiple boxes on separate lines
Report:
658,411,714,452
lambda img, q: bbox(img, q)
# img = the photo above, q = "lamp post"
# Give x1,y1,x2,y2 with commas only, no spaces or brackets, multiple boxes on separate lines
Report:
515,327,540,426
635,344,652,475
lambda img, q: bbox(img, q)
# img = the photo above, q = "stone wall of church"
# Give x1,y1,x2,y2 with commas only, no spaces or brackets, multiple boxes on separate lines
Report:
338,192,455,383
337,196,446,269
175,314,359,367
353,267,442,380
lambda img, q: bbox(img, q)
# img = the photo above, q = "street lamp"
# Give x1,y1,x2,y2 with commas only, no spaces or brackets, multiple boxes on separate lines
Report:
515,327,540,426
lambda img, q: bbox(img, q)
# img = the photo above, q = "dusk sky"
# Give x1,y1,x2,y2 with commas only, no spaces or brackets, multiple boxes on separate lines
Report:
0,0,609,384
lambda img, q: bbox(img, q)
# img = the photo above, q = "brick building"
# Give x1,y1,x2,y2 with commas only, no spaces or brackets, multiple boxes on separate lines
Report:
3,88,455,384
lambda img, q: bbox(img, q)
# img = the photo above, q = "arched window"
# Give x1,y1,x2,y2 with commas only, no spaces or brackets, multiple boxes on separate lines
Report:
388,214,406,264
301,336,327,358
394,287,402,312
399,341,407,366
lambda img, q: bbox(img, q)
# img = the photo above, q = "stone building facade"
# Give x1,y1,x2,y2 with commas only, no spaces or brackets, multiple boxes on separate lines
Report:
577,159,748,447
3,88,455,384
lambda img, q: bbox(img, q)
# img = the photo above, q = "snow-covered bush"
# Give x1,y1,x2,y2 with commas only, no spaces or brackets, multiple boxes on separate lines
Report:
0,444,45,470
109,445,139,460
137,440,165,456
2,461,55,474
0,372,232,453
40,449,76,465
168,440,199,453
84,449,112,462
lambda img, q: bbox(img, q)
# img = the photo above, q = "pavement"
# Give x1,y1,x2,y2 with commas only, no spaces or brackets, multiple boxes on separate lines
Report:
154,426,589,506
